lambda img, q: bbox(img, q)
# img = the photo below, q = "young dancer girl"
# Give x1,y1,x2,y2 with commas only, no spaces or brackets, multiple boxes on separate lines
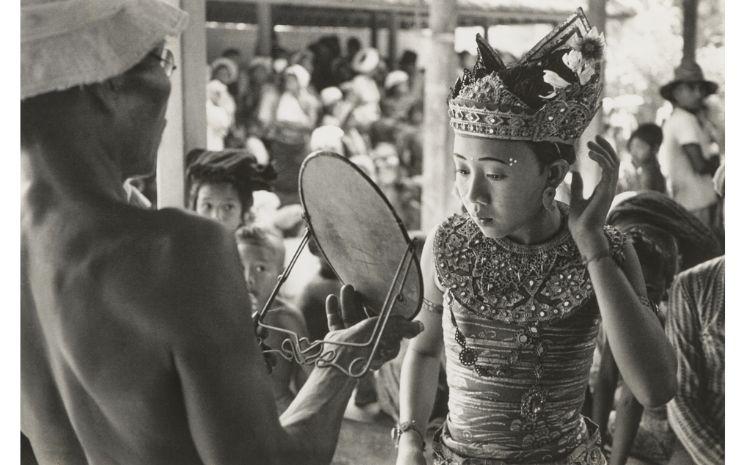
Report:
394,10,676,465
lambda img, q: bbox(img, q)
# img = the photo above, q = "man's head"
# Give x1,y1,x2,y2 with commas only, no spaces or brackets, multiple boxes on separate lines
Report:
627,123,663,165
21,0,188,179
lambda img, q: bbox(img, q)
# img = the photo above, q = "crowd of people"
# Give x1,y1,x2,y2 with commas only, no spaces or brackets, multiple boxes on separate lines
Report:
21,1,725,465
204,36,430,230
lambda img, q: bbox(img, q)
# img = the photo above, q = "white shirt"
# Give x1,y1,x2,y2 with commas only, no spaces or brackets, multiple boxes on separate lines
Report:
659,107,717,210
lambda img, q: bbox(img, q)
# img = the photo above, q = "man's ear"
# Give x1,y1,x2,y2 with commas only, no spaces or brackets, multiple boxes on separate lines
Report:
88,77,124,114
545,159,570,188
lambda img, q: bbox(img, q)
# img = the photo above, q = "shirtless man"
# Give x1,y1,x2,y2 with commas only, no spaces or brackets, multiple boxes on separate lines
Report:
20,1,422,464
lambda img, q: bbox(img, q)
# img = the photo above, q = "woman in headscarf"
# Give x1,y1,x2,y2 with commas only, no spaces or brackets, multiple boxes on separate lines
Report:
186,148,277,231
268,64,320,205
394,11,676,465
592,191,721,465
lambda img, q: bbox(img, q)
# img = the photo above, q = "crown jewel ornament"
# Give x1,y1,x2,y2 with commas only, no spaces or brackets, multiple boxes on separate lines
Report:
448,8,605,146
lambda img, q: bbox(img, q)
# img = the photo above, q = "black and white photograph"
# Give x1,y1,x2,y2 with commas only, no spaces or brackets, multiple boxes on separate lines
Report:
14,0,732,464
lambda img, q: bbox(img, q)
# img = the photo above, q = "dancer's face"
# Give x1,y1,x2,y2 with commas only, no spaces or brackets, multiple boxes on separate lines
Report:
453,134,549,239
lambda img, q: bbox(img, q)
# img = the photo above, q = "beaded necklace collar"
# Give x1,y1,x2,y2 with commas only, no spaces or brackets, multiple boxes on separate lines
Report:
434,203,626,325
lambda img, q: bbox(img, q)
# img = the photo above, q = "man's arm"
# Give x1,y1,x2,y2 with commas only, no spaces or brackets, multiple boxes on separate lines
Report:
169,221,421,465
665,275,724,465
681,143,719,176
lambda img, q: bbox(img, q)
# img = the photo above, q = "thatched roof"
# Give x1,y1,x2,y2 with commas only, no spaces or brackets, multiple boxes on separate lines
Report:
207,0,634,28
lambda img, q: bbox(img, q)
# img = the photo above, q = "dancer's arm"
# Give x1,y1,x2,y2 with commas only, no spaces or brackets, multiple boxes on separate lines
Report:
609,384,644,465
570,136,676,408
592,340,619,443
396,232,445,465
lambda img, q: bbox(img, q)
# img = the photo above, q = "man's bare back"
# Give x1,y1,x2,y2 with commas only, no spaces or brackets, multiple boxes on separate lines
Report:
22,199,264,464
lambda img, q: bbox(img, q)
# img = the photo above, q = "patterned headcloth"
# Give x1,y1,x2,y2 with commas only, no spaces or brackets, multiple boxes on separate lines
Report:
448,8,604,150
608,191,722,272
186,149,277,213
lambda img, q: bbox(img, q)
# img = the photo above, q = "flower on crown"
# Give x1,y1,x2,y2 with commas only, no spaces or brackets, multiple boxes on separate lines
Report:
540,27,605,98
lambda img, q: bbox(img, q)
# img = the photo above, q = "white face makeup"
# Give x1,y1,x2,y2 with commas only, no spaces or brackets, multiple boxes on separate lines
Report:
452,134,549,240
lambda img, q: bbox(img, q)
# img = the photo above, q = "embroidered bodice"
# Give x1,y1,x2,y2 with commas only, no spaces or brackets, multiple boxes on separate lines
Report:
433,210,626,463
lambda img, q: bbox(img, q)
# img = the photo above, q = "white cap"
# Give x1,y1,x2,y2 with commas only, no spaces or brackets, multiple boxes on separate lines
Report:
352,48,380,74
384,70,409,90
284,64,311,89
22,0,188,99
320,87,343,107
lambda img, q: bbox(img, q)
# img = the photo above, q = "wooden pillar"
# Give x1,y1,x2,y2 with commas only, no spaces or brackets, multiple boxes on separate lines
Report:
388,12,399,69
682,0,699,61
370,12,378,48
481,21,490,43
421,0,458,232
256,0,272,57
157,0,207,208
575,0,607,197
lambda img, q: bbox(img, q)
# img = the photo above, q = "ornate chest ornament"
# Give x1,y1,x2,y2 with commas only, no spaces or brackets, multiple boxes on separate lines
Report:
435,208,626,424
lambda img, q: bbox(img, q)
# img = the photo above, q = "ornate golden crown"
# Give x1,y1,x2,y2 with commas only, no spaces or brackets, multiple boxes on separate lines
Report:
448,8,605,146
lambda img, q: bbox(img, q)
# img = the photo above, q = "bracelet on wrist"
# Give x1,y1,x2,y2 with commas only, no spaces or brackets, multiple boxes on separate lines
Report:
581,249,611,266
391,420,425,450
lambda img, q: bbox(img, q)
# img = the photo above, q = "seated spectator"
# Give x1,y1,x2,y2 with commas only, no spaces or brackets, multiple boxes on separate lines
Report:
186,149,276,231
244,56,279,138
592,191,722,465
617,123,666,194
319,86,357,129
396,101,424,179
269,64,319,205
664,170,724,465
348,48,382,132
207,58,241,150
236,226,311,413
381,70,414,122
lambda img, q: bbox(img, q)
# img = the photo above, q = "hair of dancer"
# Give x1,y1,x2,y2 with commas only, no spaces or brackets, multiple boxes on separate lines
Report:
395,9,677,465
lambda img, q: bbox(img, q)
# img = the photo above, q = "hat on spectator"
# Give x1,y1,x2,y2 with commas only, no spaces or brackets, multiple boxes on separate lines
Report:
22,0,188,100
249,56,273,72
310,125,345,155
285,64,311,88
320,87,343,107
352,48,380,74
211,57,239,84
384,70,409,90
660,60,718,102
273,57,288,74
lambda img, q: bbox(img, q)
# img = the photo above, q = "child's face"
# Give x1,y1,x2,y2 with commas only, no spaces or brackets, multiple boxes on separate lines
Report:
237,242,283,308
195,182,243,231
629,137,654,164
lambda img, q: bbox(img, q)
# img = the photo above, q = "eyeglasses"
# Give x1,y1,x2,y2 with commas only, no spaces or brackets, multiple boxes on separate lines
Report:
150,48,177,77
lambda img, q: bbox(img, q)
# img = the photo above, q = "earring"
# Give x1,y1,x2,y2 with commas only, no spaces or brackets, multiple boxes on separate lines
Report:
543,187,557,212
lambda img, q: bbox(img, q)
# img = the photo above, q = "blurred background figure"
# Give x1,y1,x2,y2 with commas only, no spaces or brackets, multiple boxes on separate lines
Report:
617,123,666,194
658,60,721,233
236,226,311,413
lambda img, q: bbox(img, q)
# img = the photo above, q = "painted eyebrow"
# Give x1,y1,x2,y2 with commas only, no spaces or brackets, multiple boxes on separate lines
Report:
453,153,508,164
